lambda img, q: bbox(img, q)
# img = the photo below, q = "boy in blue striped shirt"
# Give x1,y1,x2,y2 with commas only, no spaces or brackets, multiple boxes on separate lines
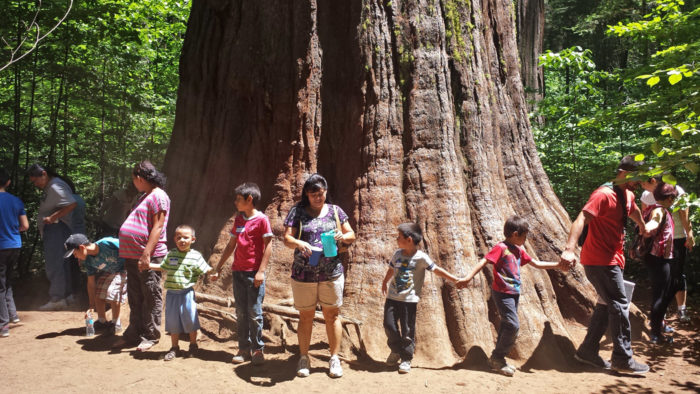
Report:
140,224,211,360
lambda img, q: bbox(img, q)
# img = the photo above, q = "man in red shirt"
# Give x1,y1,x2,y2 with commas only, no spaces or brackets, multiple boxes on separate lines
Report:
561,156,650,374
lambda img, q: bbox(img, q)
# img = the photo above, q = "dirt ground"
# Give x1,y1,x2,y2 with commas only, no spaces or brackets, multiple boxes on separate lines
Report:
2,278,700,393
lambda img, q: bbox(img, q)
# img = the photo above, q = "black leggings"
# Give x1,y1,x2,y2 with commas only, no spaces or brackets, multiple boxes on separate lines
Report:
644,254,675,336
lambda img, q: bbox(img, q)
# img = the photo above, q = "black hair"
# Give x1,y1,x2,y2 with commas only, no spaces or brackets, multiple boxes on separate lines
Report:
299,173,330,208
398,222,423,245
504,215,529,238
27,163,59,178
0,167,9,186
653,183,678,201
175,224,196,237
133,160,166,188
234,182,262,206
617,155,644,173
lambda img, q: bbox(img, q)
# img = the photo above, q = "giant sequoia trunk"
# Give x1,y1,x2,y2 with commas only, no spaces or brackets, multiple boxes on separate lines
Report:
163,0,600,367
516,0,545,108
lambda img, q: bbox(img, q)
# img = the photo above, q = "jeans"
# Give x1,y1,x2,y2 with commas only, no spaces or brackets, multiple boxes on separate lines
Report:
492,291,520,361
383,299,417,361
578,265,633,366
645,254,675,336
232,271,265,351
0,249,19,327
123,258,163,342
43,222,73,300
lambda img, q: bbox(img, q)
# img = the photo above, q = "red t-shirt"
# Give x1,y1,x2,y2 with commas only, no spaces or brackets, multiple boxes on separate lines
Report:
580,186,637,268
485,242,532,295
231,212,273,272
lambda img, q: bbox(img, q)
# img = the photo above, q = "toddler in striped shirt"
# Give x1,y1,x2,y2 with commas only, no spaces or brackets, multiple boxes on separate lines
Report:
140,224,211,361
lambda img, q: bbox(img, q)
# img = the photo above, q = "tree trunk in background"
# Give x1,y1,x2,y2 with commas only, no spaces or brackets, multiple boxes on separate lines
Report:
516,0,544,109
164,0,602,367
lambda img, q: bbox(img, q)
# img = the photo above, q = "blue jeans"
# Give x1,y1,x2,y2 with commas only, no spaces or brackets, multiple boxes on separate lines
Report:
578,265,633,366
43,222,73,300
0,249,19,327
232,271,265,352
492,291,520,361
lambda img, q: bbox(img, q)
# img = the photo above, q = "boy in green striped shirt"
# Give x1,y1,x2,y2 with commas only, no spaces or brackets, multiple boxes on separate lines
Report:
140,224,211,361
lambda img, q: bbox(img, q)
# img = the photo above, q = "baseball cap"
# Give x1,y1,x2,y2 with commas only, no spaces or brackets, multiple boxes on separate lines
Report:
64,234,90,258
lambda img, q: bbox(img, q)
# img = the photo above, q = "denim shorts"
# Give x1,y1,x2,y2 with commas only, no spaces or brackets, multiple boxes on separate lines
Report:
165,287,200,334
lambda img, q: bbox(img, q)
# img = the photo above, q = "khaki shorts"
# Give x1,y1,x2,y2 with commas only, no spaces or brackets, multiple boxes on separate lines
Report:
291,275,344,311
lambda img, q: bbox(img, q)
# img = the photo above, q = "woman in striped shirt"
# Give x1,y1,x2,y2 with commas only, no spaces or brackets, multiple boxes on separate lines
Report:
113,161,170,351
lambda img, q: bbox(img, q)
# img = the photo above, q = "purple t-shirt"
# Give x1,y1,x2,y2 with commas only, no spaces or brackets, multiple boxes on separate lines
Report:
119,188,170,259
283,204,348,282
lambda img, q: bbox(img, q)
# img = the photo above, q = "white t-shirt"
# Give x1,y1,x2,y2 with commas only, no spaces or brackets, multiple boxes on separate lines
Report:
386,249,436,303
640,185,686,239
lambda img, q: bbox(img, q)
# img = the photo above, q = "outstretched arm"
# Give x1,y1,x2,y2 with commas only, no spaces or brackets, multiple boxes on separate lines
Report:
456,257,489,288
529,259,562,270
433,266,460,283
560,211,590,267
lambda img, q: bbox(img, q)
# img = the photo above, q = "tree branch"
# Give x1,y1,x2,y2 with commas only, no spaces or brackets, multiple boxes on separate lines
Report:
0,0,73,73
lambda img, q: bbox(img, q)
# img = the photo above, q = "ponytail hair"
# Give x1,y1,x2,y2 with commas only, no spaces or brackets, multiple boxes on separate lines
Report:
133,160,166,188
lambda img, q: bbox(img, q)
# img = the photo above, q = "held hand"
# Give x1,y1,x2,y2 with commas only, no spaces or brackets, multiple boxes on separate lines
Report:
254,271,265,288
296,241,313,257
138,253,151,272
560,250,577,268
557,260,571,272
209,271,220,282
456,278,470,289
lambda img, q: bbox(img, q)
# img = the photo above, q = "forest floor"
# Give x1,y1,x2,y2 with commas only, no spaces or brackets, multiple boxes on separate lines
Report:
2,276,699,393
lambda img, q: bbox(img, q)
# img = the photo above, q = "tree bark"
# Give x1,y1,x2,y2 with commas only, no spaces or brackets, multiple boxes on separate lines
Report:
516,0,544,108
165,0,597,367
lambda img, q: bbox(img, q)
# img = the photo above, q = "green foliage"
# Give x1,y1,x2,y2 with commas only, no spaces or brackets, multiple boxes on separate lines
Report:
0,0,190,274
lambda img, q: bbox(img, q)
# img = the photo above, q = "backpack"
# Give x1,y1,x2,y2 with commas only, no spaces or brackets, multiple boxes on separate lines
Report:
628,205,667,261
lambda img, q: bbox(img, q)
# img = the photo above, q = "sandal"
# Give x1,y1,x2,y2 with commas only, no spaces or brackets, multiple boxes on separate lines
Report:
164,347,180,361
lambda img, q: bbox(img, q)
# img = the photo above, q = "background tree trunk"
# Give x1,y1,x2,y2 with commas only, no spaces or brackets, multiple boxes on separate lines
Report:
164,0,601,367
516,0,545,109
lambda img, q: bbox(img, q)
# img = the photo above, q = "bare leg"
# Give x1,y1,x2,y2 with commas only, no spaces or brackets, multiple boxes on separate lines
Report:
109,301,121,322
171,333,179,348
95,298,107,321
189,331,197,345
676,290,686,310
322,306,342,356
298,310,315,355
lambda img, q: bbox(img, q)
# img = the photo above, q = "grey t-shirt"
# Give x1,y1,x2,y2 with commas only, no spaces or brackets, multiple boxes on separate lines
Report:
386,249,436,303
38,177,76,234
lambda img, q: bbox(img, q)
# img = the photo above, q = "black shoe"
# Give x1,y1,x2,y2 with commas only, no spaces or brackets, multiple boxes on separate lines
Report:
93,320,112,331
611,359,649,375
188,343,199,357
574,352,611,370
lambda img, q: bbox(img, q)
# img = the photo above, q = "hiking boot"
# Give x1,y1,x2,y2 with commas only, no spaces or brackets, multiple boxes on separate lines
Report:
297,355,310,377
329,355,343,378
164,347,180,361
574,352,611,370
386,352,400,366
398,360,411,374
611,359,649,375
488,357,515,377
231,350,251,364
38,298,68,311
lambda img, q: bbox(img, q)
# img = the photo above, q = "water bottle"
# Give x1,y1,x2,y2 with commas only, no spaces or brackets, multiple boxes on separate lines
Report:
85,310,95,337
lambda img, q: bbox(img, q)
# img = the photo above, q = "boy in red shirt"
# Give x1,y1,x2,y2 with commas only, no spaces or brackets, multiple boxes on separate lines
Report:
210,183,273,365
457,216,562,376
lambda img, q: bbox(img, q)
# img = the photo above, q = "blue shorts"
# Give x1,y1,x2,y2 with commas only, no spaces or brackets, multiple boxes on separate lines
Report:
165,288,200,334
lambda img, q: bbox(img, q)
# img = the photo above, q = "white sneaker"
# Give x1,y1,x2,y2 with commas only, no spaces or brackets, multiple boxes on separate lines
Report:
329,355,343,378
297,355,310,377
386,352,400,365
39,299,68,311
398,360,411,374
